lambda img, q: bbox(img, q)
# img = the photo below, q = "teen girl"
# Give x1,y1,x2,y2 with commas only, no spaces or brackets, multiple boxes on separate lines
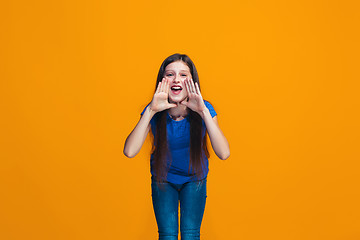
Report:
123,53,230,240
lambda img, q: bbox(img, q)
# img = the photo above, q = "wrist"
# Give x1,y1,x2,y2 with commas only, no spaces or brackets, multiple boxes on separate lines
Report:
147,105,157,116
199,107,210,119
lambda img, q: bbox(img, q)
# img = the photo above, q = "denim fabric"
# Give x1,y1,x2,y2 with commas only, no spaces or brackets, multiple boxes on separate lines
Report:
151,176,207,240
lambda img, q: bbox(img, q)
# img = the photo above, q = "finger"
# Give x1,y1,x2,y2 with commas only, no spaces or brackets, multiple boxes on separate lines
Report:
162,78,167,92
195,82,201,96
167,103,177,108
168,78,171,93
160,78,166,92
185,79,191,95
180,100,188,107
166,78,170,93
190,79,195,93
156,81,162,94
165,78,170,94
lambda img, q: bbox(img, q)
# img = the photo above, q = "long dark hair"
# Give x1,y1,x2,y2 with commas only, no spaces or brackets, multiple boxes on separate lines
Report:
151,53,210,183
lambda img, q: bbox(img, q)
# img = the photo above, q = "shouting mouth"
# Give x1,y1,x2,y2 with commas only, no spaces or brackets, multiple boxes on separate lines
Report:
171,85,183,95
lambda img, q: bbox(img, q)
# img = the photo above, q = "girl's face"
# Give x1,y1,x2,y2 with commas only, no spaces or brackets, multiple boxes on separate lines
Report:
164,60,192,104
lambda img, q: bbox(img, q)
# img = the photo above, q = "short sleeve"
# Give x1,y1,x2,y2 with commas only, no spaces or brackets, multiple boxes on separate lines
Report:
204,100,217,118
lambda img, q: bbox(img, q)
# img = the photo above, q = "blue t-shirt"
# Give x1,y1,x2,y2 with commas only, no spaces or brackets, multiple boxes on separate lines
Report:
140,100,217,184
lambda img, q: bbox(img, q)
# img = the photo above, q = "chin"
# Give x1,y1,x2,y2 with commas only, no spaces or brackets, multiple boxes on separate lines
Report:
169,95,187,104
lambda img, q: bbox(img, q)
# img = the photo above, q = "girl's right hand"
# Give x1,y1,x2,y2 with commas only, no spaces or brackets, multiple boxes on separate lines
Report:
149,78,177,113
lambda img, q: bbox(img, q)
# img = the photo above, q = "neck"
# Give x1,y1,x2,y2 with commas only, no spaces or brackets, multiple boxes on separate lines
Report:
168,103,188,119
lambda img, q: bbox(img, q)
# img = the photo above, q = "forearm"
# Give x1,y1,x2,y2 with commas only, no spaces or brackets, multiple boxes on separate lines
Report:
123,106,155,158
200,109,230,160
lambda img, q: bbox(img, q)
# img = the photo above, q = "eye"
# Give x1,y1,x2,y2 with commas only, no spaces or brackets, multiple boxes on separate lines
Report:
166,73,173,77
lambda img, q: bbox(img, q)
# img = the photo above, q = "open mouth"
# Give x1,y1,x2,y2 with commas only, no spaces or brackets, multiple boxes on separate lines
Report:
170,86,182,95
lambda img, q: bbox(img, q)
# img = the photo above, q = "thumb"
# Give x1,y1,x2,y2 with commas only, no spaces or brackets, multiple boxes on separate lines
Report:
180,100,188,107
168,103,177,108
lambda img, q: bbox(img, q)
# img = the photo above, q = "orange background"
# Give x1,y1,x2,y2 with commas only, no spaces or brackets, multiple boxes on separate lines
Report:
1,0,359,239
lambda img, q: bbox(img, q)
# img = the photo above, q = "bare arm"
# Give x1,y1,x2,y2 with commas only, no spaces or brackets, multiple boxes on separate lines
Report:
200,110,230,160
123,78,176,158
124,106,155,158
181,78,230,160
123,106,155,158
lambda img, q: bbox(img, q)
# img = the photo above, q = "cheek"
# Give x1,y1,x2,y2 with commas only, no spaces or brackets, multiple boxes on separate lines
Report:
165,76,175,81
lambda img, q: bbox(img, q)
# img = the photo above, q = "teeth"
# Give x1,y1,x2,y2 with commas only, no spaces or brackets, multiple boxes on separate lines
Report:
172,86,182,90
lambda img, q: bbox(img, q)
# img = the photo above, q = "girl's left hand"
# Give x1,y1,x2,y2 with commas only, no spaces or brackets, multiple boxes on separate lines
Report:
180,79,207,114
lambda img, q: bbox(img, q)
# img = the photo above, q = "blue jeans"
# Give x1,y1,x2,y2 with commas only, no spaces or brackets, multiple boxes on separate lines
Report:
151,176,207,240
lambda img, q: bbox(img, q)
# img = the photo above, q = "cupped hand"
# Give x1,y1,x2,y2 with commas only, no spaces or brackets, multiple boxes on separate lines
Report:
180,79,206,114
149,78,177,113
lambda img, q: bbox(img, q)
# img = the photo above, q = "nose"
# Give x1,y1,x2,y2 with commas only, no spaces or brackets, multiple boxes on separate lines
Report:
173,75,181,83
